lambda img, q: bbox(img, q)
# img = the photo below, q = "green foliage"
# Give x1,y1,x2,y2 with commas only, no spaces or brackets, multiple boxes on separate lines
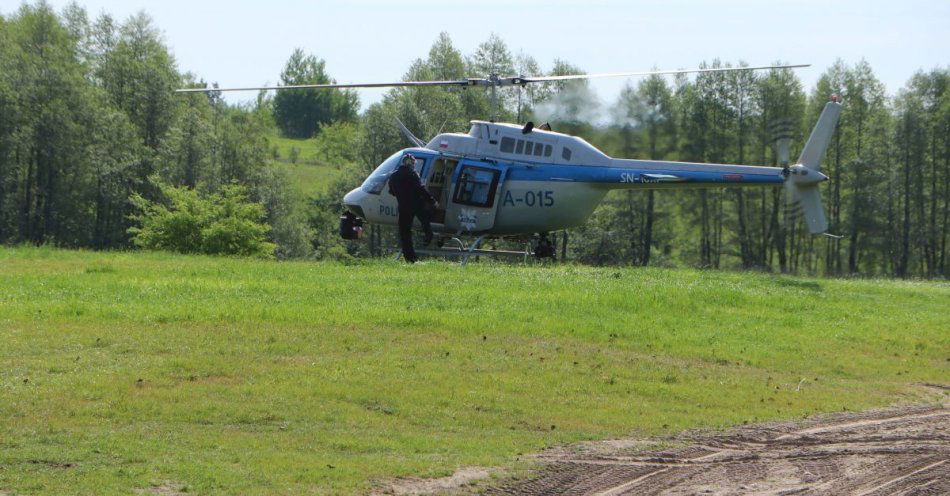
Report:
0,3,248,252
156,92,213,188
272,48,359,138
252,166,314,260
0,2,102,245
312,121,363,165
0,8,948,277
1,247,947,494
288,146,299,164
97,12,179,150
129,182,275,258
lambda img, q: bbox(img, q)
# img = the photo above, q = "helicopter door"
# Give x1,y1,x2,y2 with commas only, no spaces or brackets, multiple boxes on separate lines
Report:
444,161,508,233
424,157,458,225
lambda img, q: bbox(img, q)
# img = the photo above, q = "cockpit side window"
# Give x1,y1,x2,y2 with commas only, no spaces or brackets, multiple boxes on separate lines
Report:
360,151,403,195
562,147,573,162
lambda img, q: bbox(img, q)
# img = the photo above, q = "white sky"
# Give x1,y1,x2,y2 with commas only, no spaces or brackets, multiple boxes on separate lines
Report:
5,0,948,113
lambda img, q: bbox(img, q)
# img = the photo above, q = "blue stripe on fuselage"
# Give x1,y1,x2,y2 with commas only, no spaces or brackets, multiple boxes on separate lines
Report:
411,149,782,186
506,163,783,185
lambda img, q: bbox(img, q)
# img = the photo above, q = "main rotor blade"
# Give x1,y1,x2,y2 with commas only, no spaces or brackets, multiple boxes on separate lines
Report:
175,63,809,93
519,64,809,83
175,79,472,93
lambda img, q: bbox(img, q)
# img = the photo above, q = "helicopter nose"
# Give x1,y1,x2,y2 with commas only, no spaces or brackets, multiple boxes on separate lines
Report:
343,188,368,218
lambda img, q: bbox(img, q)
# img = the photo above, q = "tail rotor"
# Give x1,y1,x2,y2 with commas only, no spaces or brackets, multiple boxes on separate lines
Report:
784,97,843,235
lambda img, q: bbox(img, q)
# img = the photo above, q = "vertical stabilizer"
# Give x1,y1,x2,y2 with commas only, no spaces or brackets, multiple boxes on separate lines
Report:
797,100,842,171
785,98,842,235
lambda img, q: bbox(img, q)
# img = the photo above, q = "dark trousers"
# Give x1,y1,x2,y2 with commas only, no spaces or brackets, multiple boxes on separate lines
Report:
398,204,433,263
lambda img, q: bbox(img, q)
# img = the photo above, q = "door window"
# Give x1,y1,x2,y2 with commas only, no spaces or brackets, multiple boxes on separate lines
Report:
453,166,500,207
413,157,426,179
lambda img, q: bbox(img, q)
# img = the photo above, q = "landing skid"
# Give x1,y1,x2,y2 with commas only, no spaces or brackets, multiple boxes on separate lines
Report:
393,234,528,265
392,233,557,265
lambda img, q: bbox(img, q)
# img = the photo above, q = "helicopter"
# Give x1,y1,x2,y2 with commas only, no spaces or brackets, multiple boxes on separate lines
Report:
178,64,840,263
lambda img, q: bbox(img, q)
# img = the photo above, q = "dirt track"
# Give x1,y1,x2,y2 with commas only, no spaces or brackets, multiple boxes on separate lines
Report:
381,386,949,495
483,401,949,495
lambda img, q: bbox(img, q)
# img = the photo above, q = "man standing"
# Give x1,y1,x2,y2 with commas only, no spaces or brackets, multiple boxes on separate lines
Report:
388,154,436,263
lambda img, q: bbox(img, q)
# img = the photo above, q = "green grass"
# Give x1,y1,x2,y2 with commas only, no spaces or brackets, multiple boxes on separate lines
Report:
269,135,342,197
1,247,947,495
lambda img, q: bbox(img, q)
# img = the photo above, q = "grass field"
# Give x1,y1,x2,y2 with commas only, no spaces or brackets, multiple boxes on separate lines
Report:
1,247,947,495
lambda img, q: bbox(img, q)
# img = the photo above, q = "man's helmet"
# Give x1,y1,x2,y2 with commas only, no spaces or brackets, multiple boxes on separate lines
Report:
401,154,415,167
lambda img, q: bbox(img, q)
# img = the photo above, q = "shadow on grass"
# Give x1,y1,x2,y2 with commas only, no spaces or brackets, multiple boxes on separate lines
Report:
770,277,823,292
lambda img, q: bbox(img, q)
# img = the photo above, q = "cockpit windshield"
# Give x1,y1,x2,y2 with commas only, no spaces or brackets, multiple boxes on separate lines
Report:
360,151,403,194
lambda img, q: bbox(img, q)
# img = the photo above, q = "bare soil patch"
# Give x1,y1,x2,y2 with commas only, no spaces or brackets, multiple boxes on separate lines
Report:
375,467,496,495
392,385,949,495
135,482,189,496
485,391,949,495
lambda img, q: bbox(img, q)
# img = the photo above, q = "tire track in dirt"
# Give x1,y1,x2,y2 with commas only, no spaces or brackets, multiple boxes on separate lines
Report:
481,399,949,495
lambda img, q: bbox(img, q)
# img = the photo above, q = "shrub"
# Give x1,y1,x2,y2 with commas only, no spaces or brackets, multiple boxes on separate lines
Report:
129,183,275,258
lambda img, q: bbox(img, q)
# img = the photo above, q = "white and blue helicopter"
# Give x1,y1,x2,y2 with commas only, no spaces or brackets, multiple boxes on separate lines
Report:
179,65,840,262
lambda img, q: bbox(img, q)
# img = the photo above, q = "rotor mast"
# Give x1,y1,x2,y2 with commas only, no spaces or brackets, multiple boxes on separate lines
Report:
488,73,499,122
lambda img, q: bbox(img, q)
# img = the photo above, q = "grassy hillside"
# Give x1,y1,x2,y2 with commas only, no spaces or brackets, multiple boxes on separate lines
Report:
1,247,947,495
269,135,342,197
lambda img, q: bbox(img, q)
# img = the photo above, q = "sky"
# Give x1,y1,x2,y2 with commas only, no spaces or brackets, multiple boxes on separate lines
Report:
4,0,948,115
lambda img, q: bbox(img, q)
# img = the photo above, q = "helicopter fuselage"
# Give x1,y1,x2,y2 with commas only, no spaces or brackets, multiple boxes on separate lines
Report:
343,120,789,237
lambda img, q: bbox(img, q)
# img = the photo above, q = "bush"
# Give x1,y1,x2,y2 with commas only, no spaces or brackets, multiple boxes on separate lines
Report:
129,183,276,258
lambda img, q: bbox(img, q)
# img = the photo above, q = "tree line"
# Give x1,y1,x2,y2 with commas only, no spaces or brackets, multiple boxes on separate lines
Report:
1,2,947,278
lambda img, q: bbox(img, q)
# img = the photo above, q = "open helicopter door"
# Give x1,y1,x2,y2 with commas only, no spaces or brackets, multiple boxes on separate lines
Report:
443,160,508,234
422,157,458,226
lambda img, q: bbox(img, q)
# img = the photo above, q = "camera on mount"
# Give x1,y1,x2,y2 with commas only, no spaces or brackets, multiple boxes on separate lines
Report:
339,211,365,240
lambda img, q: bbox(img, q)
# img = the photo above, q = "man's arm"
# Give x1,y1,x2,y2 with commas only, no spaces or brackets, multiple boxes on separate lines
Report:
412,170,436,204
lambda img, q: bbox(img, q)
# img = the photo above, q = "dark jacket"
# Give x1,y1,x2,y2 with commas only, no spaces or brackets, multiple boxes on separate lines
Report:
388,165,435,208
